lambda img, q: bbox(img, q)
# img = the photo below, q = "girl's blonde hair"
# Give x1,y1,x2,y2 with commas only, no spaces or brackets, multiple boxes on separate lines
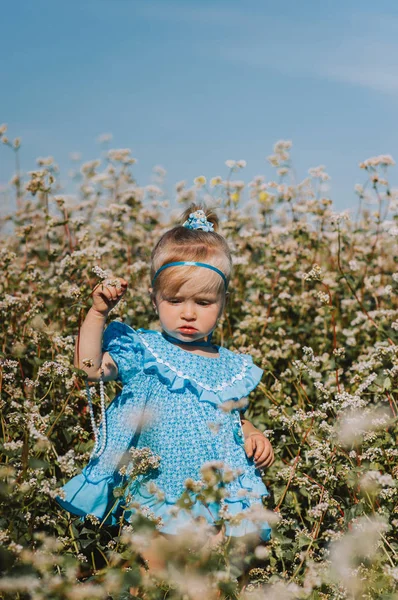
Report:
150,204,232,298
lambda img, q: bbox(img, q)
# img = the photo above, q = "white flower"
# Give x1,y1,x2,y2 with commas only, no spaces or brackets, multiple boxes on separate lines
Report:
225,159,246,170
360,154,395,168
274,139,292,152
336,407,391,446
194,175,206,187
349,259,360,271
92,265,110,280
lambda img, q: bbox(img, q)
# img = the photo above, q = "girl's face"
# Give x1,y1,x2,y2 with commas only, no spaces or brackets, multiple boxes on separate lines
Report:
152,274,226,343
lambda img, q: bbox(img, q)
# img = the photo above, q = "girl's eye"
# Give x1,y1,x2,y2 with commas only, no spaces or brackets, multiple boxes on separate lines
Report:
197,301,211,306
168,299,181,304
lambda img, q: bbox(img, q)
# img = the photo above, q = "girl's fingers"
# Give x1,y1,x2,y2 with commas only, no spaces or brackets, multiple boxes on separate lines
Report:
244,434,276,469
256,448,275,468
253,436,271,460
251,436,275,468
97,292,112,306
102,283,118,301
244,437,254,458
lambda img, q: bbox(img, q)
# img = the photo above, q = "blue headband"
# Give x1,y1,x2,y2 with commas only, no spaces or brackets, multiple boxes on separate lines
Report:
152,261,228,289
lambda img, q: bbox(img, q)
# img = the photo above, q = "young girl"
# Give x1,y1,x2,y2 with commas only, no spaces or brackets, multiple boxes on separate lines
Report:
57,205,274,564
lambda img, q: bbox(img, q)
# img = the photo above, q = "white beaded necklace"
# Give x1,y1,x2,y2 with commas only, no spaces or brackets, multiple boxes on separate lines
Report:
85,368,107,459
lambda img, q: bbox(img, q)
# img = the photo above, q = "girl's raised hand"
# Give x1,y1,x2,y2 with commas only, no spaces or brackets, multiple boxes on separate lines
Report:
91,277,128,315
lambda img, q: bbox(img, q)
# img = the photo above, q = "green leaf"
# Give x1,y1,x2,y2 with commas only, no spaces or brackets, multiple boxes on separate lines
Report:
383,377,392,391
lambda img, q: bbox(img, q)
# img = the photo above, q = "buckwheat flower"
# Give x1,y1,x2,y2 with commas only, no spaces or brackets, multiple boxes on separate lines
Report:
210,176,222,187
225,159,236,169
146,481,165,501
317,290,329,304
276,167,288,177
92,265,110,280
153,165,166,178
245,503,280,526
108,148,134,162
308,501,330,519
329,515,388,596
145,184,162,196
254,545,269,559
168,568,214,600
274,139,292,152
0,576,40,593
236,159,246,168
114,485,127,498
388,226,398,237
127,446,161,477
37,156,55,167
360,470,395,492
85,514,100,525
333,347,346,357
175,179,186,192
207,421,221,435
336,407,391,446
267,154,281,167
308,165,326,179
81,159,101,175
360,154,395,168
81,358,94,368
303,264,323,281
66,583,105,599
194,175,206,187
219,397,248,413
232,255,249,266
8,541,23,554
3,440,24,451
0,123,7,135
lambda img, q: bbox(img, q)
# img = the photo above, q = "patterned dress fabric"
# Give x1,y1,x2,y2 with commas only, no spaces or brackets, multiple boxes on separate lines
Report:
57,321,272,540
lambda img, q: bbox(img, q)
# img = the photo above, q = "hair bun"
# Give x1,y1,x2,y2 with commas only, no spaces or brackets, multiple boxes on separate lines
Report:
180,203,219,232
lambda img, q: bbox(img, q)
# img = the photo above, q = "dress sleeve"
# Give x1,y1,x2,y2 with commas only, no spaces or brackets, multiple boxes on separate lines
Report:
102,320,142,384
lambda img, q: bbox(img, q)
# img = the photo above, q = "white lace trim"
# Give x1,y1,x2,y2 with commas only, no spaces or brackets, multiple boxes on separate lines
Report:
138,333,249,393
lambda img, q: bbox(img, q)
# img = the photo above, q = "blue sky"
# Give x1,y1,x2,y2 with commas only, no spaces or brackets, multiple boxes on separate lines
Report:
1,0,398,212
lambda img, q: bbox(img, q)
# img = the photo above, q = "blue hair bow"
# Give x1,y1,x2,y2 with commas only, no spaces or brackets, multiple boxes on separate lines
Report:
182,209,214,232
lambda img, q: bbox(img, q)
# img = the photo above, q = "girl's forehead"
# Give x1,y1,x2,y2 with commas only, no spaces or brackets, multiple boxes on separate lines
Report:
160,271,224,297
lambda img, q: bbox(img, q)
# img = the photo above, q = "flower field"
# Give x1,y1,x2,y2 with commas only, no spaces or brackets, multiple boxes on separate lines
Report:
0,127,398,599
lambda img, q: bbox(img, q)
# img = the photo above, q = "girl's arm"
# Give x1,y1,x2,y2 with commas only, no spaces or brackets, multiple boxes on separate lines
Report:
74,278,128,382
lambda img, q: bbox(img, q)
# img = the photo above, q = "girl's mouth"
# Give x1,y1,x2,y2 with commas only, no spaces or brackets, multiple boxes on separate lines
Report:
178,326,198,334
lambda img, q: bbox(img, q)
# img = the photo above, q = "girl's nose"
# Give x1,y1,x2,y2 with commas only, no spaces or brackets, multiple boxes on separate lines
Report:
181,302,196,319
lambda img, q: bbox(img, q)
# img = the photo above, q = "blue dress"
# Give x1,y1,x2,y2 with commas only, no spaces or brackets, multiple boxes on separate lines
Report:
57,321,272,541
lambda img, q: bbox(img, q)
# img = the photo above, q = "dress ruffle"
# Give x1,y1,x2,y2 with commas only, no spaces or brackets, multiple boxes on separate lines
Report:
57,470,117,521
57,467,271,541
105,322,263,409
125,475,272,541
